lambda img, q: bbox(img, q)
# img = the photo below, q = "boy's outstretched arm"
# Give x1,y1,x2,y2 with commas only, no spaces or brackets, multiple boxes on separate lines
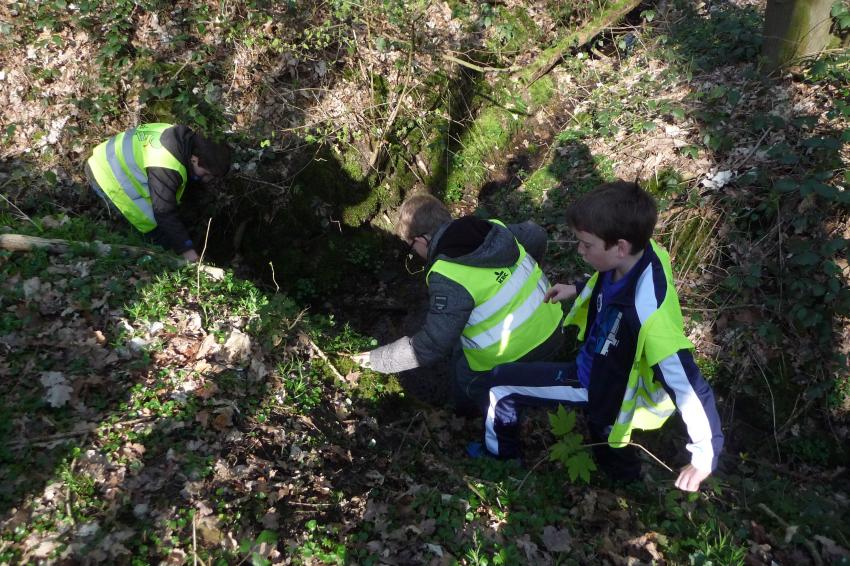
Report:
652,350,724,492
544,283,577,303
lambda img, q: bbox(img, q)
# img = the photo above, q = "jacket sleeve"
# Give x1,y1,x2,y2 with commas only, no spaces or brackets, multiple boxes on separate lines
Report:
652,350,724,472
147,166,194,253
367,273,474,373
507,221,547,265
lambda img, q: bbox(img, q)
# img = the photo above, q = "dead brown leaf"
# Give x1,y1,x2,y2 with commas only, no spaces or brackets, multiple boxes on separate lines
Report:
211,407,234,431
541,525,572,553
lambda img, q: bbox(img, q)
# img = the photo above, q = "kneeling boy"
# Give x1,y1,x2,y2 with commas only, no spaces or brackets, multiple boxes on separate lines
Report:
479,181,723,492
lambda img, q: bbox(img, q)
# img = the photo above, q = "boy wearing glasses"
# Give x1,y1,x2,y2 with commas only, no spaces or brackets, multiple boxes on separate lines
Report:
352,194,564,416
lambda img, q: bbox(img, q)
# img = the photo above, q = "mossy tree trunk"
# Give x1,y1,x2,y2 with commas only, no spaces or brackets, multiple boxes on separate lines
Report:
762,0,834,70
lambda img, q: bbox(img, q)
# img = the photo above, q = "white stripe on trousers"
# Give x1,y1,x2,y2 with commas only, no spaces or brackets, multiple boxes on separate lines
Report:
485,385,588,455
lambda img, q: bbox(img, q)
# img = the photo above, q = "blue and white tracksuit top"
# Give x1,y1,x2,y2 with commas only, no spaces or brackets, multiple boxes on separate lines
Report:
573,241,724,471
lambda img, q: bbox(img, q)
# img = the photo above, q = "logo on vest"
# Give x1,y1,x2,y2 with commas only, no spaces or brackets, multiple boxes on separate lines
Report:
135,129,163,149
494,270,508,284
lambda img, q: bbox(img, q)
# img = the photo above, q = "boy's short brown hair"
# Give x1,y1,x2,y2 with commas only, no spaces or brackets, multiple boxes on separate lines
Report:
396,194,452,242
565,180,657,252
192,133,232,177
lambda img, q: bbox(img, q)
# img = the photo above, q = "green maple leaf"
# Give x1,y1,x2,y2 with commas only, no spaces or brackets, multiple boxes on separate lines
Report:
549,440,572,464
566,451,597,484
548,405,577,437
548,433,582,465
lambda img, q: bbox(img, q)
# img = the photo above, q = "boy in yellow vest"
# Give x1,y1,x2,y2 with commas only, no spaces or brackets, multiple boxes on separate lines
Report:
85,124,231,261
352,194,564,416
476,181,723,491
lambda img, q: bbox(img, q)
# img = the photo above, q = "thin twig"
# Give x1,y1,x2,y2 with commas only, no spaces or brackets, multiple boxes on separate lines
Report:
233,173,290,192
0,191,38,228
192,513,198,566
517,454,549,492
9,415,159,451
388,411,422,470
305,335,346,382
583,440,675,473
269,261,280,293
286,501,333,507
170,59,191,82
441,53,521,73
751,351,781,461
197,217,213,296
518,439,674,491
729,127,772,171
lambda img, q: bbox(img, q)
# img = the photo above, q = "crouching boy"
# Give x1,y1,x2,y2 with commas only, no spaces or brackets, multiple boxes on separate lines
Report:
478,181,723,491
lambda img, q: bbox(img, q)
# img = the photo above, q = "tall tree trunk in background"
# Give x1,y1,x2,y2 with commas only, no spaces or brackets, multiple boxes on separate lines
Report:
762,0,834,70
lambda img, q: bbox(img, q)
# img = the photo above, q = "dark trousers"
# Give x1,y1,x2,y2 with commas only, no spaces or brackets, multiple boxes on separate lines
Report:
452,328,565,416
480,360,640,481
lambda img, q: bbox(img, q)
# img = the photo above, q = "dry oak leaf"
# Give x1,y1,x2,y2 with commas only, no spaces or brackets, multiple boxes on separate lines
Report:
195,333,219,360
222,329,251,363
542,525,572,553
40,371,73,408
211,406,234,431
195,380,219,399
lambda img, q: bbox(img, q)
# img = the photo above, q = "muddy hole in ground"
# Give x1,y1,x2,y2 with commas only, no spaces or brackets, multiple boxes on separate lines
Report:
181,167,453,407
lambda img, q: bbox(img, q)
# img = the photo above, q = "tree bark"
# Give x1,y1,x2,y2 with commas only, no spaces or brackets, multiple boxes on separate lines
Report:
526,0,643,85
762,0,834,70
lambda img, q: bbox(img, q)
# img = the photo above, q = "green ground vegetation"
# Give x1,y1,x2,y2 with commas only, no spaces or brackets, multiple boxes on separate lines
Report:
1,0,850,564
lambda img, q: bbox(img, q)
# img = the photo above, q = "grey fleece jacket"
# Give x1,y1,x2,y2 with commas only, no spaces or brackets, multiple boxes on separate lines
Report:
367,219,549,373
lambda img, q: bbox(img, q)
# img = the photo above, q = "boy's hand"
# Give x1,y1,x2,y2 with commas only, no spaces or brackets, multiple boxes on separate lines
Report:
675,464,710,492
182,249,200,262
544,283,577,303
350,351,372,369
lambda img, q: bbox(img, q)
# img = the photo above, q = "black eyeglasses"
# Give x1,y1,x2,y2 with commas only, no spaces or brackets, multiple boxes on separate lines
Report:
404,234,428,275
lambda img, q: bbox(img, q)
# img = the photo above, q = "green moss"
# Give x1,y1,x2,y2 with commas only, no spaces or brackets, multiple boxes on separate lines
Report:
340,145,368,184
523,167,559,202
444,98,521,202
353,372,405,403
529,75,555,108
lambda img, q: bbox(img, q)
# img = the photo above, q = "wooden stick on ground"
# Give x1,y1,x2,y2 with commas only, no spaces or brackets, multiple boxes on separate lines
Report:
303,334,346,382
0,232,224,280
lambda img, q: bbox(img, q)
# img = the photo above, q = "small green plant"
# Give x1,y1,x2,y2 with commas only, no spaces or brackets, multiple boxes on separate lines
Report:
297,521,347,564
547,405,596,483
687,518,747,566
277,361,323,411
238,529,278,566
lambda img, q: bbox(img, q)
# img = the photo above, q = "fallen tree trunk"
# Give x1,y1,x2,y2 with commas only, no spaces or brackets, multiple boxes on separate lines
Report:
0,233,224,279
526,0,643,85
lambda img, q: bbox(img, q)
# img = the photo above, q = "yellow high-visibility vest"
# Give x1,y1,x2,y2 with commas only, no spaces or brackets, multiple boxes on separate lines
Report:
87,123,187,233
563,240,694,447
427,220,563,371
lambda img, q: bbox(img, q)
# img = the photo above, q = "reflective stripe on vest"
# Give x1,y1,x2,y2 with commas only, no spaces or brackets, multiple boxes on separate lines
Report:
105,130,156,226
460,259,550,350
615,375,676,425
427,221,562,371
87,123,187,234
